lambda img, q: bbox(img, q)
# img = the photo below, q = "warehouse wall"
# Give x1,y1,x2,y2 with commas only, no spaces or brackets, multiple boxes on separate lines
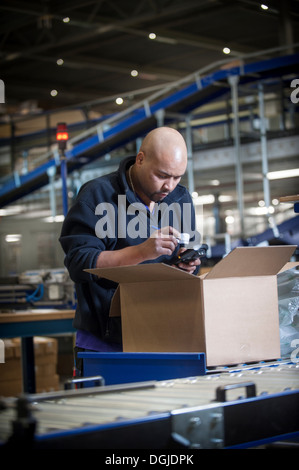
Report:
0,219,64,277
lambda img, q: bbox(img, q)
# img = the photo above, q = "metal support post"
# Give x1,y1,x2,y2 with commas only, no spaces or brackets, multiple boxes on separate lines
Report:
155,109,165,127
56,123,69,216
213,193,225,234
22,150,29,174
225,99,231,140
258,83,271,210
279,79,286,131
60,152,68,217
228,75,244,236
47,166,57,219
185,116,195,195
136,137,142,153
258,83,279,238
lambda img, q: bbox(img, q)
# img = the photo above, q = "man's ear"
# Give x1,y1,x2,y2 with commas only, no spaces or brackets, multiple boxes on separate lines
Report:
136,151,145,166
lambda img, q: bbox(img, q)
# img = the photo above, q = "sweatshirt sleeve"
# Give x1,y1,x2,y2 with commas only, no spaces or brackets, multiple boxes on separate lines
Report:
59,199,107,283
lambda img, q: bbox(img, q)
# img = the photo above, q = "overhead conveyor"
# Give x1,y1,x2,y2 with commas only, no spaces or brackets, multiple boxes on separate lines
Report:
0,52,298,209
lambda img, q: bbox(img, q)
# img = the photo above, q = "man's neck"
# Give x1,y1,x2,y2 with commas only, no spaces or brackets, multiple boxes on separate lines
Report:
128,164,155,212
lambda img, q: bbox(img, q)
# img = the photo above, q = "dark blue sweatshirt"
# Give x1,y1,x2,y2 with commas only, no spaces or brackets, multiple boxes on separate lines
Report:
59,156,199,345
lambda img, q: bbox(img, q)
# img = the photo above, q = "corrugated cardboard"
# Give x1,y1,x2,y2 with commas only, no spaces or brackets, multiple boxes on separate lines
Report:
86,245,296,367
0,337,59,396
278,261,299,274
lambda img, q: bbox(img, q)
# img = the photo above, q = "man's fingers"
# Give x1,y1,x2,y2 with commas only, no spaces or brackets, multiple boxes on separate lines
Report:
161,225,181,239
151,226,181,242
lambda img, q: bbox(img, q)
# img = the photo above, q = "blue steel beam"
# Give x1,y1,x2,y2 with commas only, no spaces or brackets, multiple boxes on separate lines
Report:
0,53,298,208
210,215,299,258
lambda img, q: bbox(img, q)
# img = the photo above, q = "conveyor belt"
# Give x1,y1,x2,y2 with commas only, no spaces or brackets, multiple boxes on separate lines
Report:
1,361,299,448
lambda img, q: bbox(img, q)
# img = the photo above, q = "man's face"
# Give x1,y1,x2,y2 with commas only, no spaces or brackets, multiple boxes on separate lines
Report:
137,149,187,203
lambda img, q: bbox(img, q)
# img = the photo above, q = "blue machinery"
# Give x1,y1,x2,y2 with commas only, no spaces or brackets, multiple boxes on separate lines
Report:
0,355,298,449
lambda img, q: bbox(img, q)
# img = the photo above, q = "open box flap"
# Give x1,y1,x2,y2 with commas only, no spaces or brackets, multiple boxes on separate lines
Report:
278,261,299,274
85,262,195,284
205,245,296,279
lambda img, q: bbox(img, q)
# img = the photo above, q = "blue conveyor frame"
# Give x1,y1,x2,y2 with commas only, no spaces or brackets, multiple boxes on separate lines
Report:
0,53,298,209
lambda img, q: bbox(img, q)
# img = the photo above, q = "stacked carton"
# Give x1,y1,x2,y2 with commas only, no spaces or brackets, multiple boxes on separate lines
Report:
0,337,59,396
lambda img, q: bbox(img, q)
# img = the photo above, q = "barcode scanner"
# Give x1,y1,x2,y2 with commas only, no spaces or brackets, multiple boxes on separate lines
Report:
171,244,208,265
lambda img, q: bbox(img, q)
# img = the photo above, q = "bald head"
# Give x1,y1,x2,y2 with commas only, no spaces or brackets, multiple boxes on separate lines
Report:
131,127,188,206
139,127,188,168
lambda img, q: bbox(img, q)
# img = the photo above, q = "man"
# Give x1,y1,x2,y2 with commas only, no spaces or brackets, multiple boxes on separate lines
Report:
60,126,201,358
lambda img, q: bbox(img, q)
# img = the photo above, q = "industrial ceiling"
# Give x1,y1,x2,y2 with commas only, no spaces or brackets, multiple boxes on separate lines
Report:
1,0,299,114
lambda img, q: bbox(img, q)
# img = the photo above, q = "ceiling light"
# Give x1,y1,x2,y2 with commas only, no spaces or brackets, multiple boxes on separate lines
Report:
248,206,275,216
63,17,70,23
115,97,123,105
219,195,233,202
223,47,231,54
225,215,235,224
50,89,58,97
5,234,22,243
44,215,65,223
57,59,64,65
193,194,215,205
0,206,23,216
149,33,156,40
260,4,269,10
131,70,138,77
267,169,299,180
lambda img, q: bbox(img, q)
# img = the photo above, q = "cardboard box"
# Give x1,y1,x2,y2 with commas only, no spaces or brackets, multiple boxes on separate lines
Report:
0,375,60,396
87,245,296,367
0,337,59,396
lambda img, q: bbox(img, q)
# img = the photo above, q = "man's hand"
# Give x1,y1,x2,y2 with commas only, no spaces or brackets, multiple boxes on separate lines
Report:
96,226,180,267
172,247,201,274
141,226,180,260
